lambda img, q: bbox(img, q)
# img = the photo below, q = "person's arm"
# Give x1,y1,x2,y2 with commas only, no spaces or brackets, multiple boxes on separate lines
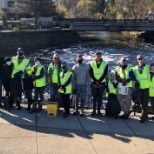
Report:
62,74,72,87
34,67,45,80
98,63,108,82
89,66,97,82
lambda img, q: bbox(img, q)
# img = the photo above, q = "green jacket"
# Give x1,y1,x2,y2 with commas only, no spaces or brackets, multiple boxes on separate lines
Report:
48,62,61,84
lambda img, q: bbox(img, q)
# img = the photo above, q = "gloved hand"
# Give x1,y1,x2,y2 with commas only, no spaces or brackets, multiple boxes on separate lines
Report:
122,79,128,86
95,81,100,86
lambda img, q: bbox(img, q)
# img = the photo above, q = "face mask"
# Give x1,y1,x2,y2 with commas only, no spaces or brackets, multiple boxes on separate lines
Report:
6,61,12,66
77,60,83,64
35,61,40,66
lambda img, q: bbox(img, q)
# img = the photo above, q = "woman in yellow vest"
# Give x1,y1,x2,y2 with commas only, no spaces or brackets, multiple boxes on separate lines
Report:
105,72,121,119
149,63,154,119
58,64,72,118
29,57,46,113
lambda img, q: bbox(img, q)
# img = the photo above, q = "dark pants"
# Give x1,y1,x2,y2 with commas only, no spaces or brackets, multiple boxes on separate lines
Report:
92,87,105,113
25,89,33,107
149,97,154,112
3,81,13,108
34,87,45,104
60,93,70,115
140,88,149,120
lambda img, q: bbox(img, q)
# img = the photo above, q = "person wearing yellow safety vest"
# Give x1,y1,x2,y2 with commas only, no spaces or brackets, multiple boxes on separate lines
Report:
133,54,150,123
29,57,46,113
48,53,62,103
148,63,154,120
89,52,108,116
11,48,29,110
58,64,72,118
23,65,34,111
115,57,134,119
105,72,121,119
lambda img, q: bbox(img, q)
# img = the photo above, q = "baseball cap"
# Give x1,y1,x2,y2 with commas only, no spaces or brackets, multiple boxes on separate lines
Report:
121,57,127,61
137,54,143,60
53,53,60,58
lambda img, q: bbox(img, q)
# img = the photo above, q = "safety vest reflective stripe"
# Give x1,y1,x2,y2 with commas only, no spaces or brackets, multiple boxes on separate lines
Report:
108,80,117,94
59,71,72,94
35,65,46,87
90,60,108,83
133,65,149,89
12,57,29,78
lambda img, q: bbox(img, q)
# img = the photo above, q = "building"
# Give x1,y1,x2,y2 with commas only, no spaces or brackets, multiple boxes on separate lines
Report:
0,0,15,9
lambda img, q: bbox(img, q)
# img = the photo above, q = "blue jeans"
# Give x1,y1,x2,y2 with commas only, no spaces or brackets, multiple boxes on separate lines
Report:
50,83,60,102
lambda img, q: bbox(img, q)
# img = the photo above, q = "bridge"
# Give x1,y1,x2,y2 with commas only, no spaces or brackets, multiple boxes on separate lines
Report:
60,19,154,31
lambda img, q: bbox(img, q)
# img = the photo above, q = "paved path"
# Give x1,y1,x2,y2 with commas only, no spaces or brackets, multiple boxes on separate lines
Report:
0,106,154,154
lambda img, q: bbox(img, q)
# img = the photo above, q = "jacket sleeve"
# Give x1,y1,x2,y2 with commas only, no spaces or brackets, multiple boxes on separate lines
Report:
34,67,45,80
62,74,72,87
98,63,108,82
89,66,97,82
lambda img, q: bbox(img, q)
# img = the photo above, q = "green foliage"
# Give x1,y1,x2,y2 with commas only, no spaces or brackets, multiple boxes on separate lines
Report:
12,27,20,32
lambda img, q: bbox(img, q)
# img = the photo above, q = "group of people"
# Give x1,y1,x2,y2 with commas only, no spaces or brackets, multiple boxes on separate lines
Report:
0,48,154,123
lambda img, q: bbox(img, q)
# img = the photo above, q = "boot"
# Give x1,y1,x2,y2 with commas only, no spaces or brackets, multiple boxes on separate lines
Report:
29,103,36,113
80,99,85,117
73,98,79,115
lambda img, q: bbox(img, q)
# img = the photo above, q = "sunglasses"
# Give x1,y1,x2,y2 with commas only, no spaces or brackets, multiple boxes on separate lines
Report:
137,58,143,60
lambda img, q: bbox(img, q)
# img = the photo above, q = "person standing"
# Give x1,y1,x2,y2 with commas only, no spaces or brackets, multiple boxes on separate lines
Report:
89,52,108,116
133,54,150,123
48,53,61,103
29,57,46,113
1,57,13,108
0,56,5,107
115,57,134,119
23,64,34,111
148,63,154,119
72,54,89,117
11,48,29,110
58,64,72,118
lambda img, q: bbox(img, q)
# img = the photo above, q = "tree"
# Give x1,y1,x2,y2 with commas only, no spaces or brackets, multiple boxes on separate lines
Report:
15,0,56,26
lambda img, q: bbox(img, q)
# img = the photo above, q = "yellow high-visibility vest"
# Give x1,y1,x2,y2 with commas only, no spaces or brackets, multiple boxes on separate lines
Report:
11,57,29,78
34,65,46,87
133,65,149,89
116,65,133,87
90,60,108,83
59,71,72,94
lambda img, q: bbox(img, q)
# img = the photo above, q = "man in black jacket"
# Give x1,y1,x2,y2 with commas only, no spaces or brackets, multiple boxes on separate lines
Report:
89,52,108,116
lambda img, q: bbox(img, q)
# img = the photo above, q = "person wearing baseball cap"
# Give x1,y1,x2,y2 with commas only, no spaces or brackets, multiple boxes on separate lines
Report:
115,57,134,119
133,54,150,123
89,51,108,116
48,53,62,105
